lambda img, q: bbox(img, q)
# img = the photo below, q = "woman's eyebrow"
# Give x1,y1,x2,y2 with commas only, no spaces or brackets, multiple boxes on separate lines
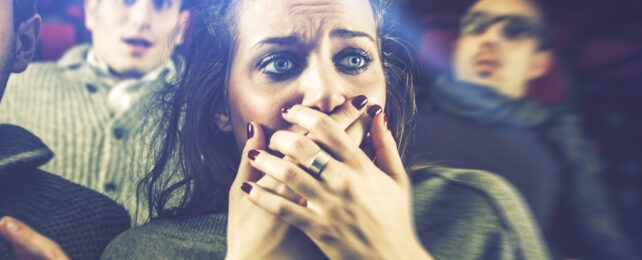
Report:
253,36,300,49
330,29,375,43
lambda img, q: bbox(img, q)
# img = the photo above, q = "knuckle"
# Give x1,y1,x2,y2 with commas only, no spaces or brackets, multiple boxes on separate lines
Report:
314,224,338,244
285,134,308,153
279,167,298,183
269,131,286,147
275,205,290,218
337,178,353,196
311,116,334,131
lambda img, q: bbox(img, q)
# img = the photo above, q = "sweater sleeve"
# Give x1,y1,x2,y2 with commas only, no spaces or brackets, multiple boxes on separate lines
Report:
36,172,131,260
411,167,550,260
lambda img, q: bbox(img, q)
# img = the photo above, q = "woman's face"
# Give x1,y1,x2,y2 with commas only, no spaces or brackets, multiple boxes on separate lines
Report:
222,0,387,150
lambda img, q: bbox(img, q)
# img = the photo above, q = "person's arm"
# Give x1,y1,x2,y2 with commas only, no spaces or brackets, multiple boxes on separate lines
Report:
411,167,551,260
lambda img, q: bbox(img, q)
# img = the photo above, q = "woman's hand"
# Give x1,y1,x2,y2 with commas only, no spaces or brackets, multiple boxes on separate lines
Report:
242,105,433,260
0,216,69,260
226,96,373,260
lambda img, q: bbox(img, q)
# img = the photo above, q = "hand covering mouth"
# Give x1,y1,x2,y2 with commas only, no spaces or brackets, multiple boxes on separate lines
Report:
123,38,153,48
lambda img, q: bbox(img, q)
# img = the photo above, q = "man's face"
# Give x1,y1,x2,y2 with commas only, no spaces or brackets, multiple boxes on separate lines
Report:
453,0,550,98
85,0,188,77
0,0,16,93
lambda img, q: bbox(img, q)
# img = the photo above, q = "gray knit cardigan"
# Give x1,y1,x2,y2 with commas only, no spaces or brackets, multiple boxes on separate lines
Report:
0,45,176,225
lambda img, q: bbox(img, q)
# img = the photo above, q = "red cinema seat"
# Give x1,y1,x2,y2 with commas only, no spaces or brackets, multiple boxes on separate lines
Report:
39,22,77,61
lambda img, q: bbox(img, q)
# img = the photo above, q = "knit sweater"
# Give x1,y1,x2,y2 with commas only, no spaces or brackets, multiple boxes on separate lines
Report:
101,167,549,260
0,45,177,225
0,124,130,260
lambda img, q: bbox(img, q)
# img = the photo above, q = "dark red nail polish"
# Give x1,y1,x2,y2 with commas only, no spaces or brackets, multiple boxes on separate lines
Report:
281,105,293,114
241,182,252,194
246,123,254,139
351,95,368,110
367,105,382,117
248,150,260,160
383,114,389,130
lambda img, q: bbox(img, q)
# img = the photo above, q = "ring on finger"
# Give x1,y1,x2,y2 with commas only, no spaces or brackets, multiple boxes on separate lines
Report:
308,150,331,178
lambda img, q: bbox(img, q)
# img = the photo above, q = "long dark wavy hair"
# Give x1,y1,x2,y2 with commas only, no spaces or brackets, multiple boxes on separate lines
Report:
140,0,419,220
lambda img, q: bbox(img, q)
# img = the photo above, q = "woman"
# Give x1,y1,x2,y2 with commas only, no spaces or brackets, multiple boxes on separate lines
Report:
100,0,549,259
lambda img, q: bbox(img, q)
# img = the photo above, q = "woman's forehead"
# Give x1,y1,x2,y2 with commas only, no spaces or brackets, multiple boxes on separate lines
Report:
235,0,377,47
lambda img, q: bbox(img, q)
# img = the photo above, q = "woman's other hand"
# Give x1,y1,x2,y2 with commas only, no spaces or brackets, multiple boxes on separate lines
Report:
243,105,433,260
226,96,371,260
226,121,311,260
0,216,69,260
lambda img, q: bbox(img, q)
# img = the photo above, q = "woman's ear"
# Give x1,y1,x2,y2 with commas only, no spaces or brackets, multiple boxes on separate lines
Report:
12,14,41,73
214,113,233,132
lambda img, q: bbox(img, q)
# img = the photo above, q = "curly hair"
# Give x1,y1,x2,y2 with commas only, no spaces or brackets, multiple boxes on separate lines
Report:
140,0,418,220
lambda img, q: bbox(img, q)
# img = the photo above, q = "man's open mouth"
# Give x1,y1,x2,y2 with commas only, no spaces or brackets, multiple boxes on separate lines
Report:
123,38,153,48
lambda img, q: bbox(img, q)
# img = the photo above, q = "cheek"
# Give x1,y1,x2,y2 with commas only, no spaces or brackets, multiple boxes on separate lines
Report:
453,40,474,73
503,50,533,77
349,64,387,106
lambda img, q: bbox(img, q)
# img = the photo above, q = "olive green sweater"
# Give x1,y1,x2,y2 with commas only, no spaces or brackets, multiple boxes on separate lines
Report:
101,167,549,260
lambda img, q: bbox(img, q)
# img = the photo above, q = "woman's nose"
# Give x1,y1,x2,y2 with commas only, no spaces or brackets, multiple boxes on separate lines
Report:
298,59,347,114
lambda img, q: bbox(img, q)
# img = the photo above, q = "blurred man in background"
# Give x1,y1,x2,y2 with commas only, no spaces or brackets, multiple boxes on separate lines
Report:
0,0,129,258
410,0,636,259
0,0,190,225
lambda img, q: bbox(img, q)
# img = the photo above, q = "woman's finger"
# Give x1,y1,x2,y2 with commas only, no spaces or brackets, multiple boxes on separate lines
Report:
267,131,348,184
281,98,370,162
238,123,302,203
234,122,267,184
370,113,409,188
0,216,69,260
241,182,318,233
248,149,325,200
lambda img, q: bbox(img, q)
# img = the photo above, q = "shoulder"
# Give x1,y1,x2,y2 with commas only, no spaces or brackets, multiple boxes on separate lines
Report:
6,45,91,88
30,169,131,237
102,214,227,259
410,166,550,260
0,168,130,259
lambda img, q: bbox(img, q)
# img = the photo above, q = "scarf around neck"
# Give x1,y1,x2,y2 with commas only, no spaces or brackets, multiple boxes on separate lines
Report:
430,76,552,128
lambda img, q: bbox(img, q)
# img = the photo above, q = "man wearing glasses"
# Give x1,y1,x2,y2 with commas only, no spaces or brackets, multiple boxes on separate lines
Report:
412,0,636,259
0,0,190,225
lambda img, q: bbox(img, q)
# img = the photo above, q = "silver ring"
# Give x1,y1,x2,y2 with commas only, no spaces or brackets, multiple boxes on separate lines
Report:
308,151,331,177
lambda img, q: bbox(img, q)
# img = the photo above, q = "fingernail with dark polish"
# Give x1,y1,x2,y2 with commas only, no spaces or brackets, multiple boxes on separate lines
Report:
241,182,252,194
248,150,260,161
367,105,382,117
246,123,254,139
281,105,293,114
383,114,389,130
351,95,368,110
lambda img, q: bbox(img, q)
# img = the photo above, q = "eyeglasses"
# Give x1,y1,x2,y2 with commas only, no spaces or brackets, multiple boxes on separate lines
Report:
460,12,544,42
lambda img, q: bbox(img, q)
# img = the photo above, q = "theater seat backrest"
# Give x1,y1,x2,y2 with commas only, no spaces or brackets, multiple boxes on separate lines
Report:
39,22,77,61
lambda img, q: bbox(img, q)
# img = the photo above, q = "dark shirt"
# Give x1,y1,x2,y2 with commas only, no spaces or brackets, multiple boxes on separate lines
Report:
0,124,130,259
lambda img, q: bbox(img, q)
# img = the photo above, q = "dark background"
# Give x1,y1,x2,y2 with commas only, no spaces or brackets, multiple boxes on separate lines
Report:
35,0,642,249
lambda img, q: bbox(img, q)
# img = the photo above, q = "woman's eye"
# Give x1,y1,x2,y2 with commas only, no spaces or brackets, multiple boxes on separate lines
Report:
334,48,372,75
153,0,172,10
258,54,301,80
